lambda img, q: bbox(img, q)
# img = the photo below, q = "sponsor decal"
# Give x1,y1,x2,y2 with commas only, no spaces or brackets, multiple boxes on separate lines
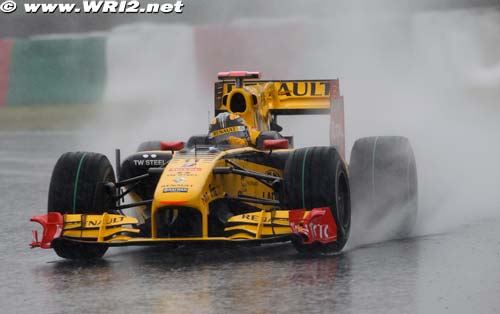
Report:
168,167,202,172
163,187,188,193
181,160,197,168
162,184,192,188
133,159,166,166
239,214,272,223
209,126,245,139
262,191,277,200
161,183,192,187
87,216,125,227
165,172,198,177
225,81,330,97
133,153,166,166
289,221,331,240
288,208,337,243
277,81,330,97
173,177,186,183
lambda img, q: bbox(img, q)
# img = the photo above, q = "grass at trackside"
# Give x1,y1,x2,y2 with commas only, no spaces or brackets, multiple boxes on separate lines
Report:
0,106,99,130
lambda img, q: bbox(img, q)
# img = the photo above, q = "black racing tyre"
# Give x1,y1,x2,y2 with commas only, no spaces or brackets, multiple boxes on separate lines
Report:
281,146,351,254
47,152,115,259
349,136,418,242
137,141,162,152
50,238,109,260
120,151,172,201
128,141,172,201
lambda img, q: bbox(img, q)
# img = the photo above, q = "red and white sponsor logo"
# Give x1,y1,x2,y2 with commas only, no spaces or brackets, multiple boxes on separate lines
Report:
291,221,331,240
168,167,202,172
289,207,337,244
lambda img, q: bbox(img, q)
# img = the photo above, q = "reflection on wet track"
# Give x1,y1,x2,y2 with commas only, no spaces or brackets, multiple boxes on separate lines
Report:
1,132,499,314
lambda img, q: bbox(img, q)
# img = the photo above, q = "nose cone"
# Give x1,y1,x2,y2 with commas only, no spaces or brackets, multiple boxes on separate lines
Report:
154,169,204,207
152,151,220,209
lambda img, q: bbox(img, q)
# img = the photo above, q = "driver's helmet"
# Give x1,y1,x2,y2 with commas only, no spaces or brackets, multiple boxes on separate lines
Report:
209,112,250,146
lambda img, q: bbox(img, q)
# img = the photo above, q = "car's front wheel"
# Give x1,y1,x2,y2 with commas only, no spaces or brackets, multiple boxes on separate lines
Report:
281,146,351,254
48,152,115,259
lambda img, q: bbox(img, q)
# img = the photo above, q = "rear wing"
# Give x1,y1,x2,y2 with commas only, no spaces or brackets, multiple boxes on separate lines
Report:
213,76,345,158
214,79,341,115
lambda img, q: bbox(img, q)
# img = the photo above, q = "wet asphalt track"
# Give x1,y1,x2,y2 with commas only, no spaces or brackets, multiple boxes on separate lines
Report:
1,131,499,314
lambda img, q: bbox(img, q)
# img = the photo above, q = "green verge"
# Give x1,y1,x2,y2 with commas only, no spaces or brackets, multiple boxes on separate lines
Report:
0,106,99,130
6,36,106,106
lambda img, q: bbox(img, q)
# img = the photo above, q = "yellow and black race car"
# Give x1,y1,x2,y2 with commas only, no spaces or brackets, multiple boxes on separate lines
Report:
30,71,418,259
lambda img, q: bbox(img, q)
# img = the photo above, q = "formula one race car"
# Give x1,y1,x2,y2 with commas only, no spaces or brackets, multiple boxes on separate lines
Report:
30,71,418,259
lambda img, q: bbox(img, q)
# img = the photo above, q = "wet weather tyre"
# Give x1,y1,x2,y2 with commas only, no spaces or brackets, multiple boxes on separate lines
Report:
281,146,351,254
137,141,162,152
349,136,418,240
47,152,116,259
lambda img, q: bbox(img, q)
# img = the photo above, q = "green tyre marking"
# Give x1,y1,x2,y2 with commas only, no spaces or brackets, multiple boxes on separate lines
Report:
72,153,87,214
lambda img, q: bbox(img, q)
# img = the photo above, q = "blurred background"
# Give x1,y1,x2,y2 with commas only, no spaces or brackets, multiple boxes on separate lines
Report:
1,0,499,36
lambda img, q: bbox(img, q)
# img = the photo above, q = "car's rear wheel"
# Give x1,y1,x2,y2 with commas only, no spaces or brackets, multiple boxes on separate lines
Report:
349,136,418,243
281,146,351,254
48,152,115,259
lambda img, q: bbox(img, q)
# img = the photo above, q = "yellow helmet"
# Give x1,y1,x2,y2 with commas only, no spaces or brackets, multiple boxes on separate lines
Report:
209,112,250,146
